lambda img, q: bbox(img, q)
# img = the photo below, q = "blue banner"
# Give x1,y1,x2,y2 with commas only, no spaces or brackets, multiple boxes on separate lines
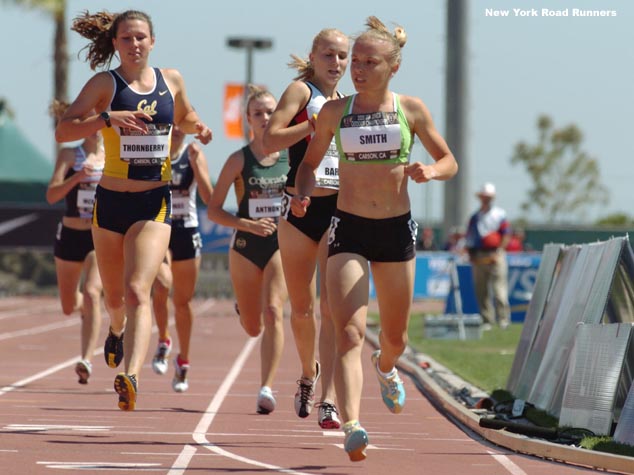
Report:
443,253,541,322
369,252,541,322
197,208,233,253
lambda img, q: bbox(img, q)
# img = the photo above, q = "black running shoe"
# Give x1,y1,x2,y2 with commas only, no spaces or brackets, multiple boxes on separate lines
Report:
114,373,137,411
104,327,124,368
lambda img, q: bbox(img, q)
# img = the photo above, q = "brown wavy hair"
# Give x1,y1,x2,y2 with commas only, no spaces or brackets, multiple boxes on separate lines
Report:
71,10,154,71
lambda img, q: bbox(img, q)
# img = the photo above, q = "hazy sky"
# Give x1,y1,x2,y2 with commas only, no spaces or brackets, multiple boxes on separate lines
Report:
2,0,632,225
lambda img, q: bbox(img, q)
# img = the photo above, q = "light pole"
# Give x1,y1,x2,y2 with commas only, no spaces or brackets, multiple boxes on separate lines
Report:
226,37,273,141
443,0,469,241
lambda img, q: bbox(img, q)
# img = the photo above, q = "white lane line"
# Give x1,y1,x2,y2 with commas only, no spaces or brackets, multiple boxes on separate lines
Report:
167,444,198,474
0,355,78,396
37,461,162,470
0,305,60,321
2,424,111,432
0,319,78,341
0,299,214,398
332,443,412,452
190,298,218,314
169,336,313,475
487,450,529,475
123,451,219,457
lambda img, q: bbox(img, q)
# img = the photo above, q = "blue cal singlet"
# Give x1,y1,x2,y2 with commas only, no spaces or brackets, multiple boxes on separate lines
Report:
101,68,175,181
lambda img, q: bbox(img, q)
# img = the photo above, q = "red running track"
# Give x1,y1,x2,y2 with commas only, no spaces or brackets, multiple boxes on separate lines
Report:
0,296,598,474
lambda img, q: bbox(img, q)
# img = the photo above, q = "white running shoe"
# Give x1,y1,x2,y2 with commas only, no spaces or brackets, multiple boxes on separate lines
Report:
256,386,276,414
316,401,341,429
172,357,189,392
152,340,172,375
75,359,92,385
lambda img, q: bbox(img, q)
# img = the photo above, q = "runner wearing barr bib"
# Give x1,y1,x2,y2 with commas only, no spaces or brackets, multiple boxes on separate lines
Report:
261,29,350,431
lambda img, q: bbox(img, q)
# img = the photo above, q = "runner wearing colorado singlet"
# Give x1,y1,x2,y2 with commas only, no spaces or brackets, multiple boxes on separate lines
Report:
208,85,288,415
232,145,288,268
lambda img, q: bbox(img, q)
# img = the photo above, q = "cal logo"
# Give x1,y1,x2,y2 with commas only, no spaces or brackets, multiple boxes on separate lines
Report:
137,99,157,116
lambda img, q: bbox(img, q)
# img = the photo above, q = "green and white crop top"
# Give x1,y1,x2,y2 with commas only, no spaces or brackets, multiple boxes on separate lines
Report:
335,93,413,164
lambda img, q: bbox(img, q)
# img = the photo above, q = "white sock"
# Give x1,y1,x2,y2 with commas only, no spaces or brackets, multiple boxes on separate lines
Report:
376,361,396,379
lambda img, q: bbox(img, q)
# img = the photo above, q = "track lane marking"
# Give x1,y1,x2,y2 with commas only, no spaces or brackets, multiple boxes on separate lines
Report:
0,319,78,341
487,450,529,475
169,337,314,475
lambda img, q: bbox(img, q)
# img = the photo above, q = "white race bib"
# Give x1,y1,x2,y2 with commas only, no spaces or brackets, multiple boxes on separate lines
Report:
339,113,402,161
249,197,282,218
315,151,339,189
119,123,171,165
171,195,191,217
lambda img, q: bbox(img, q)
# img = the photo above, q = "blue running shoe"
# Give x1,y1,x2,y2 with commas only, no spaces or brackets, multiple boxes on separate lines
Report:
371,350,405,414
343,420,369,462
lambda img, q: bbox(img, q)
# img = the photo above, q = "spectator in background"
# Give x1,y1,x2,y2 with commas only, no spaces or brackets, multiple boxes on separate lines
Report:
444,226,466,253
506,227,526,252
464,183,511,330
416,226,437,251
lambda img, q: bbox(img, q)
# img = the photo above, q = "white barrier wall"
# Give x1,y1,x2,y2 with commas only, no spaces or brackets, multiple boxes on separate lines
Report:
507,236,634,433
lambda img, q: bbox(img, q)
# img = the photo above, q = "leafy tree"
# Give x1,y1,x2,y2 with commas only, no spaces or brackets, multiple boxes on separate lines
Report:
595,213,634,227
511,115,609,223
4,0,68,105
0,98,16,118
